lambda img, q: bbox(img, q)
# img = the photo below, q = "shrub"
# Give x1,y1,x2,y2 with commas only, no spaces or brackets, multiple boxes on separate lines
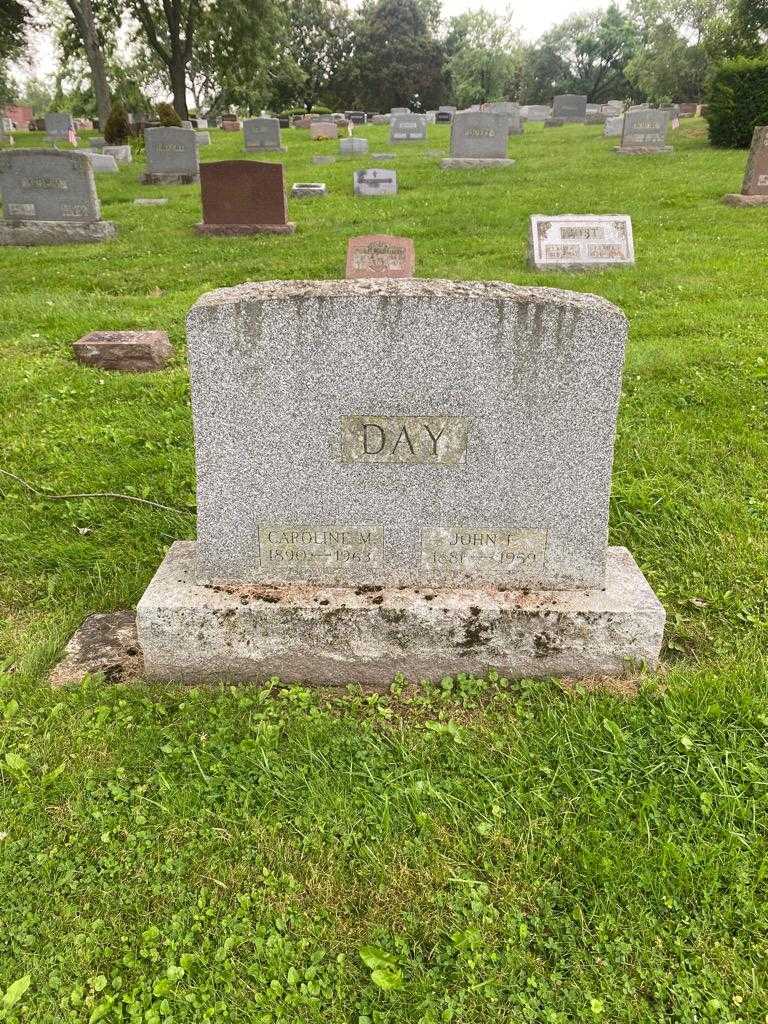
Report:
708,56,768,148
103,102,130,144
156,102,182,127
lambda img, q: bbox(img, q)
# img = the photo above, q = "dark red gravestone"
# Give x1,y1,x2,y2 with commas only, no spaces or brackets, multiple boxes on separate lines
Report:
196,160,295,235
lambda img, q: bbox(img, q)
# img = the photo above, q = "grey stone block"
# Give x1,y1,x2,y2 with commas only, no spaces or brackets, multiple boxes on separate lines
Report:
136,542,665,686
0,219,117,245
440,158,515,170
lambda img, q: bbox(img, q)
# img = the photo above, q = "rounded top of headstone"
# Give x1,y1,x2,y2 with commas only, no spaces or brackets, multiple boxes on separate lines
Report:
189,278,625,323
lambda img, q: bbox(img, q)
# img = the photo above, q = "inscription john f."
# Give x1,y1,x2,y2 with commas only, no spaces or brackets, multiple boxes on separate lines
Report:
340,415,469,465
422,527,547,576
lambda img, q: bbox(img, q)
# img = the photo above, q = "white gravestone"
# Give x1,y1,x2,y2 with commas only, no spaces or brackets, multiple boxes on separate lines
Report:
529,214,635,270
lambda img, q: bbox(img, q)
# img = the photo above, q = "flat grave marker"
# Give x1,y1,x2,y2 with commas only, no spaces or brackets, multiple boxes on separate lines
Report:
346,234,415,278
353,168,397,196
529,214,635,270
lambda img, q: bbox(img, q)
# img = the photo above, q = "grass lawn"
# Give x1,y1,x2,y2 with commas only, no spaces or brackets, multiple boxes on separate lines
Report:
0,119,767,1022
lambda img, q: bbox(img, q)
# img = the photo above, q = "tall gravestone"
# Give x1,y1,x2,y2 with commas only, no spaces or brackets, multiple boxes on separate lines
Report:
45,111,74,141
243,117,285,153
0,149,116,245
441,111,514,170
136,278,665,685
196,160,295,234
615,110,672,155
552,95,587,123
390,114,427,143
722,126,768,206
142,126,199,184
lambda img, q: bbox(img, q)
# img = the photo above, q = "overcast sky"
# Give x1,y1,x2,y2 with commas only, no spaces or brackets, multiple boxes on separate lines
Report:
17,0,601,84
443,0,596,36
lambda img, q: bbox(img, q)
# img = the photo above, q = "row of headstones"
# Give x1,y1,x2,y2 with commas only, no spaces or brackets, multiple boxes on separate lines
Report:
2,119,766,246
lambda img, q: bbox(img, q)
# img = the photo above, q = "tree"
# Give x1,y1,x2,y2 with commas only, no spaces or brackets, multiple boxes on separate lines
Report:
445,8,522,106
61,0,113,124
345,0,444,110
271,0,354,111
625,0,734,100
0,0,29,105
533,5,639,101
127,0,198,118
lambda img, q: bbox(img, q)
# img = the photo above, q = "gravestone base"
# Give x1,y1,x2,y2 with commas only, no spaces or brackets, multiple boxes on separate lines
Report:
0,218,117,246
195,222,296,235
614,145,673,155
544,118,565,127
721,193,768,206
140,171,199,185
440,157,515,170
245,146,287,154
136,541,665,687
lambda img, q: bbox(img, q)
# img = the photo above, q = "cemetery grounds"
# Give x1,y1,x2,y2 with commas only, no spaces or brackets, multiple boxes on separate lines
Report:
0,118,767,1022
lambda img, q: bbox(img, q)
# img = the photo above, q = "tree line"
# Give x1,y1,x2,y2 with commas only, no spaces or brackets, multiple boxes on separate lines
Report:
3,0,767,124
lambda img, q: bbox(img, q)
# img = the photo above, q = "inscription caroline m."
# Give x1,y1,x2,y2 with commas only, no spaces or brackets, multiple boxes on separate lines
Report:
258,524,384,568
341,415,469,465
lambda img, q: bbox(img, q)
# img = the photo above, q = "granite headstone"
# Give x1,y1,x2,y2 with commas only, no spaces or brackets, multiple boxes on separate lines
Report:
142,126,199,183
0,149,116,245
136,278,665,685
196,160,295,234
346,234,415,278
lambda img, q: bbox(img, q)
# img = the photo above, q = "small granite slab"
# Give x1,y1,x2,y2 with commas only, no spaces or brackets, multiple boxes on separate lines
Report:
196,131,211,145
544,118,565,128
51,610,143,686
134,197,168,206
615,110,672,154
243,117,286,152
353,168,397,196
82,150,119,173
390,114,427,142
441,157,515,169
722,193,768,206
291,182,327,197
310,122,338,140
371,152,396,159
72,330,173,371
102,144,132,164
529,214,635,270
346,234,415,278
312,155,336,165
340,137,369,155
603,116,624,137
552,94,587,122
137,542,665,686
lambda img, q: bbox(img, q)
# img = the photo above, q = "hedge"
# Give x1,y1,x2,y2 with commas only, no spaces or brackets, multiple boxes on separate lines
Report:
708,55,768,148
